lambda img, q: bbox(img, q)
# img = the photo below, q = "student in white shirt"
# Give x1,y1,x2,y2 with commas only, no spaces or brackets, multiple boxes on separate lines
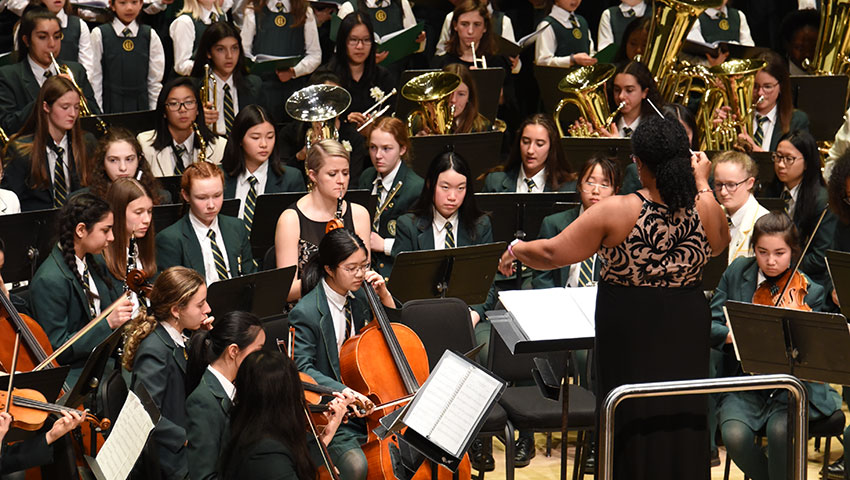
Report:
535,0,596,68
711,151,769,264
597,0,647,52
32,0,94,73
169,0,226,76
686,0,754,49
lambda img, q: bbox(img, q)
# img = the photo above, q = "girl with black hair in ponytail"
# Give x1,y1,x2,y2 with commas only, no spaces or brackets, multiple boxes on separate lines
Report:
500,115,730,480
184,310,266,480
29,193,134,386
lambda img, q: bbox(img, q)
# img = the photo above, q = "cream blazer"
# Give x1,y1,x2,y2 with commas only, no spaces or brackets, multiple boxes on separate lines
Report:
137,129,227,177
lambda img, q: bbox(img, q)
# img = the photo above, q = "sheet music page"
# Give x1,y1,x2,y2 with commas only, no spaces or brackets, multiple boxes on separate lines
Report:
95,391,155,480
403,353,502,458
498,287,596,341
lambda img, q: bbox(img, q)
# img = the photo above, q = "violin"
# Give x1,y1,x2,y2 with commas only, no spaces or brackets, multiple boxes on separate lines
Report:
752,269,811,311
0,388,110,432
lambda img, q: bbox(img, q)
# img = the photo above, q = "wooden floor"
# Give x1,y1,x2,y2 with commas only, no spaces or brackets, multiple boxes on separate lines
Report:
480,433,842,479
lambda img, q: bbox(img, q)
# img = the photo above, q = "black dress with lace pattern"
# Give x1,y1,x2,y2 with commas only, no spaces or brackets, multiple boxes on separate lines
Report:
292,202,355,277
595,192,712,480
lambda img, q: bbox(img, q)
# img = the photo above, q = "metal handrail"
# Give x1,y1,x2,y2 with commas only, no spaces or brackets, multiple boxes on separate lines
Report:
598,374,809,480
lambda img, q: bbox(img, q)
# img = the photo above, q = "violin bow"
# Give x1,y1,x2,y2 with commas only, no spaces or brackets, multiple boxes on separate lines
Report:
774,207,829,307
4,330,21,413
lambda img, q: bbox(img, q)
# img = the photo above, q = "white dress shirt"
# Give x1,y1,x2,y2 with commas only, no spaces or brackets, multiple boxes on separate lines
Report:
235,159,269,219
46,134,70,192
338,0,417,30
617,115,641,137
74,255,101,315
170,5,222,76
57,10,95,75
597,1,647,51
5,0,27,15
322,278,354,351
212,71,239,135
727,194,769,264
432,208,459,250
90,18,165,110
0,189,21,215
241,0,322,78
208,365,236,400
798,0,817,9
516,166,546,192
535,5,596,68
372,160,401,255
825,106,850,179
188,210,231,285
686,6,755,46
753,105,778,151
28,56,59,88
162,321,187,348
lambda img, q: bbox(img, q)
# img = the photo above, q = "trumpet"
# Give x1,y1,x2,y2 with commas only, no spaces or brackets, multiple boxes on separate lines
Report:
49,52,107,133
402,71,461,136
193,122,208,162
200,64,218,134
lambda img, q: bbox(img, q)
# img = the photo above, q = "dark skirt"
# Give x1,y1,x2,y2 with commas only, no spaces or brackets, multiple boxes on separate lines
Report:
595,281,711,480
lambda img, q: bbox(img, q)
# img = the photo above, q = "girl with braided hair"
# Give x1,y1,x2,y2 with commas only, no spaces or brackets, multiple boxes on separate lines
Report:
28,192,134,386
124,266,213,480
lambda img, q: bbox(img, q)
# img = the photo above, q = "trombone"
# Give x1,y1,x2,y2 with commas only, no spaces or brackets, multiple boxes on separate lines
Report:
49,52,107,133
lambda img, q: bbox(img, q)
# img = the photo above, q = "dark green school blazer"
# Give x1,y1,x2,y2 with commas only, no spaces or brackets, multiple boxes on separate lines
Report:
29,246,118,384
0,59,100,134
481,167,577,193
709,256,841,416
358,163,425,279
531,207,602,289
222,162,306,199
187,368,231,480
766,109,810,152
130,324,189,480
0,426,53,473
222,438,299,480
155,214,257,279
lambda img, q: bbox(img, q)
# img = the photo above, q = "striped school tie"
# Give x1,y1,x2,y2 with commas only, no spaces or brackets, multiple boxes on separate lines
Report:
780,190,791,213
578,256,594,287
207,229,230,280
569,14,579,29
276,1,284,11
173,144,187,175
122,27,131,37
753,115,769,147
624,8,635,17
223,84,235,136
52,144,68,208
343,296,353,341
622,126,633,137
81,263,96,317
243,175,258,232
524,178,536,192
444,222,455,249
373,181,384,230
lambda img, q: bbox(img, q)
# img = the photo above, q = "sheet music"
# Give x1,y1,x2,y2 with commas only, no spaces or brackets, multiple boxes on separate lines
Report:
498,287,596,341
403,353,502,458
95,391,155,480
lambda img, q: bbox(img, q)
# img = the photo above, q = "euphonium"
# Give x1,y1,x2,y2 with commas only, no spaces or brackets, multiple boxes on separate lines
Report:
193,122,207,162
804,0,850,75
697,59,766,150
49,52,106,134
553,64,621,137
285,84,352,152
402,71,461,135
200,64,218,133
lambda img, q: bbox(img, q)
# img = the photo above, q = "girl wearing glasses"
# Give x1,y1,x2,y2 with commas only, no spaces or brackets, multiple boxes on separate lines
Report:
483,114,576,193
138,77,226,177
711,151,768,265
763,130,835,287
289,227,388,480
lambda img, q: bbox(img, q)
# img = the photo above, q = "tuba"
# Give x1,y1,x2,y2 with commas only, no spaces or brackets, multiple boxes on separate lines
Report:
49,52,107,133
199,64,218,134
402,71,461,136
804,0,850,75
553,64,623,137
697,59,766,150
286,84,352,154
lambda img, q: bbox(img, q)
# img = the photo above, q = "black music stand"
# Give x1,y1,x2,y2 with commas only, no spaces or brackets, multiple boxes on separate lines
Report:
826,249,850,319
151,198,241,231
156,175,182,203
409,131,503,191
394,68,503,124
702,247,730,291
558,137,632,173
0,367,70,442
755,197,786,213
388,242,506,305
206,266,297,319
61,325,126,410
790,75,849,142
248,189,370,262
533,65,571,116
705,150,774,194
0,208,58,284
80,110,157,135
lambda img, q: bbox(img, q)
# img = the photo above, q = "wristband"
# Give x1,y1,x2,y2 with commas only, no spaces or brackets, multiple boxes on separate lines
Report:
508,239,520,259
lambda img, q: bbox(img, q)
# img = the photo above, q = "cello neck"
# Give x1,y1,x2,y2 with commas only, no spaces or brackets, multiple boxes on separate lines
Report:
363,283,419,394
0,290,50,366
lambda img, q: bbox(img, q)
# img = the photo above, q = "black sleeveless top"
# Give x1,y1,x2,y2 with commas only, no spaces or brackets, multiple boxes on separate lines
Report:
292,202,355,275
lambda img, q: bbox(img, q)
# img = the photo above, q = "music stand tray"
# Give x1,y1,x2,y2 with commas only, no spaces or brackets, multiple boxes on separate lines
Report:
61,325,127,409
151,198,241,232
410,131,503,191
206,266,297,319
533,65,571,115
80,110,158,135
754,197,785,212
388,242,506,305
790,75,849,142
558,137,632,174
475,192,580,243
0,208,58,284
702,247,730,291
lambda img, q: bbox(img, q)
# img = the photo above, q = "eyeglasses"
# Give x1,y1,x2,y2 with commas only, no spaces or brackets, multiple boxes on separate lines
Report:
713,178,750,193
164,99,198,111
580,181,612,193
347,37,373,47
754,82,779,93
771,153,799,165
340,263,370,274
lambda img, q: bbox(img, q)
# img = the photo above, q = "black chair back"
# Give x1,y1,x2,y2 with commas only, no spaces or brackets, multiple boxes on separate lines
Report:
400,298,476,370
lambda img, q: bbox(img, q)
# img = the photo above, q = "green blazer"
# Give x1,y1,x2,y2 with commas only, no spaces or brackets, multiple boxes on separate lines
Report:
223,438,299,480
155,214,257,279
481,167,577,193
222,163,306,199
0,59,100,134
0,426,53,473
130,324,189,480
767,109,810,152
531,207,602,289
709,256,840,417
29,246,117,384
358,163,425,279
187,368,231,480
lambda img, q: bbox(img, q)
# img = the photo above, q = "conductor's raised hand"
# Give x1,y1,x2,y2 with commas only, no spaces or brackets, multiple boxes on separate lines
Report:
691,151,711,189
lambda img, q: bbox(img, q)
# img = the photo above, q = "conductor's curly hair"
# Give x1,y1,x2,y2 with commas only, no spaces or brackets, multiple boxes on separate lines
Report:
631,116,696,212
828,152,850,225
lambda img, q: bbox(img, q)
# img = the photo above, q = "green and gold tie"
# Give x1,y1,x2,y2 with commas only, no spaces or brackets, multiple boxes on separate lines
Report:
173,144,187,175
444,222,455,249
753,115,769,147
524,178,536,192
243,175,258,232
207,229,230,280
578,256,594,287
52,144,67,208
223,83,235,136
343,296,353,341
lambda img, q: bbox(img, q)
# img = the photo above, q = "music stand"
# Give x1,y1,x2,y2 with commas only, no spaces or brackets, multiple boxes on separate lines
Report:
156,175,182,203
151,198,240,231
80,110,158,135
0,208,58,284
388,242,506,305
755,197,785,212
61,325,127,410
558,137,632,175
533,65,571,116
0,367,70,442
206,266,297,319
826,249,850,319
790,75,849,142
409,131,503,191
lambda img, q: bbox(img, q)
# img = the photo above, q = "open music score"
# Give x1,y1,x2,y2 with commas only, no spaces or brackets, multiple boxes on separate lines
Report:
498,287,597,342
86,391,155,480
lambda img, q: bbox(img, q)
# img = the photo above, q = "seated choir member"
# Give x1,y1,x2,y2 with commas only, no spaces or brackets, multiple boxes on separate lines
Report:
710,212,841,480
103,178,157,315
290,227,390,480
0,159,21,215
124,266,214,480
409,63,492,136
0,409,84,474
391,149,496,357
191,21,262,137
535,0,596,68
90,0,164,113
221,104,305,232
156,161,256,284
597,0,647,52
29,193,133,386
711,151,769,264
185,310,266,480
220,350,354,479
483,114,576,192
1,75,95,212
761,130,835,287
85,127,170,203
360,116,424,279
0,9,99,134
274,139,371,302
337,0,418,48
138,77,226,177
170,0,227,76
